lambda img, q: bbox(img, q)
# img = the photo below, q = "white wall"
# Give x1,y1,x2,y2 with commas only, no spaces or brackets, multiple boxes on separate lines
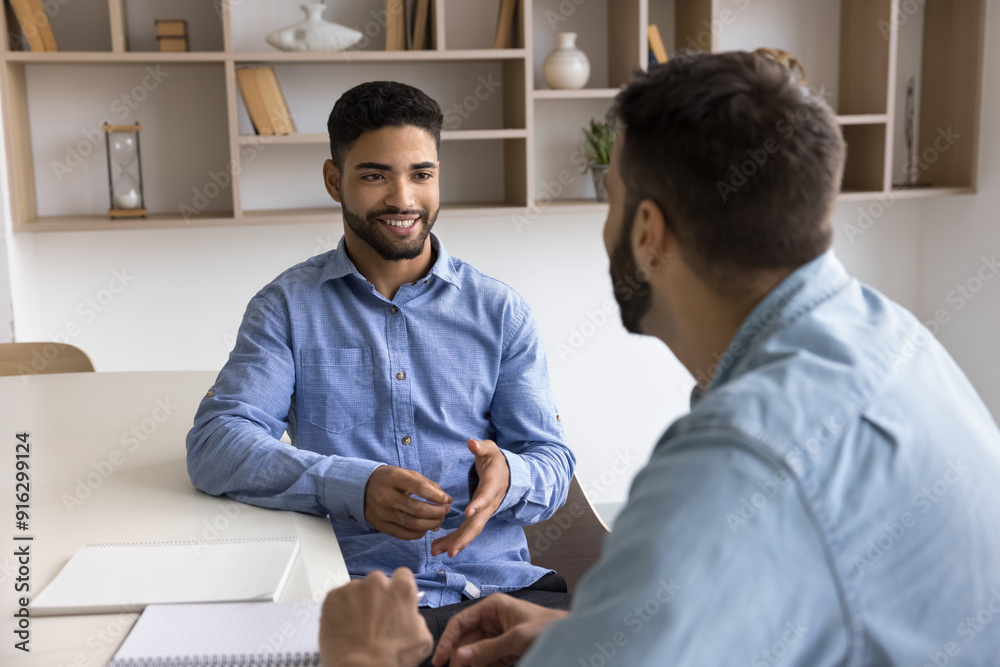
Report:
916,2,999,420
11,198,921,504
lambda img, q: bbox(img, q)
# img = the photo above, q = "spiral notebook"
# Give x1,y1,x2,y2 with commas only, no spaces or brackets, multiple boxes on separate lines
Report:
109,600,322,667
31,537,299,616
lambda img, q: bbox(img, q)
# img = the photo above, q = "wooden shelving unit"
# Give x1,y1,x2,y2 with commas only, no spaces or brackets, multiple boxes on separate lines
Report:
0,0,985,233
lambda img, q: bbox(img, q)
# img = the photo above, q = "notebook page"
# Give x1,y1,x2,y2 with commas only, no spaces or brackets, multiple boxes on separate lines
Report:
109,601,321,666
32,537,299,615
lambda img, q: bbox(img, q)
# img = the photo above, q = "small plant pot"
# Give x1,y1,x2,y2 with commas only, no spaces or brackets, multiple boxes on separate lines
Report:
590,164,610,202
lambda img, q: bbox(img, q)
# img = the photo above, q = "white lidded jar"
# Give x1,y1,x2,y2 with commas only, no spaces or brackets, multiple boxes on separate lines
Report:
543,32,591,89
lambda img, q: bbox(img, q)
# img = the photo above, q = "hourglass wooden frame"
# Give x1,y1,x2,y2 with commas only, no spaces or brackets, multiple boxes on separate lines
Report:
102,122,147,219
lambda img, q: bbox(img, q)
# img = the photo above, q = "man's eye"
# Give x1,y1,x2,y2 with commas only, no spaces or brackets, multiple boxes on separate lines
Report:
362,174,384,181
414,172,433,180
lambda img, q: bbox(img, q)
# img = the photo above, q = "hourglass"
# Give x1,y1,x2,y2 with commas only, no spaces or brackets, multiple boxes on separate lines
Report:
102,123,147,218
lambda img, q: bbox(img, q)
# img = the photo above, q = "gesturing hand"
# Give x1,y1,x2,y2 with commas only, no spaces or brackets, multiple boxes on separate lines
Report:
364,465,452,540
320,567,433,667
431,439,510,558
431,594,568,667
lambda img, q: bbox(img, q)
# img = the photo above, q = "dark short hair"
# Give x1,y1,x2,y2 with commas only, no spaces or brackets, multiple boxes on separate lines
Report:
327,81,443,169
610,51,846,295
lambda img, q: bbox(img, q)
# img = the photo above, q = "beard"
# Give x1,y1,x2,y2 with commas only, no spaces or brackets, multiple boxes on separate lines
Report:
341,201,439,262
608,198,653,334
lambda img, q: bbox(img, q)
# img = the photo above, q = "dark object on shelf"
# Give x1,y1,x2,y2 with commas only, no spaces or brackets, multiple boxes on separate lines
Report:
103,123,147,219
156,19,189,52
893,76,932,190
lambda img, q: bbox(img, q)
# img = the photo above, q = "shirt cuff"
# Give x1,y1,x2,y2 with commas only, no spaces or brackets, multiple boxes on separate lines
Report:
495,448,532,516
322,458,386,530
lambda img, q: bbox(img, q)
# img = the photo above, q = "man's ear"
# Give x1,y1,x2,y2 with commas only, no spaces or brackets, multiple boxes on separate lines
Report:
631,199,674,274
323,159,343,203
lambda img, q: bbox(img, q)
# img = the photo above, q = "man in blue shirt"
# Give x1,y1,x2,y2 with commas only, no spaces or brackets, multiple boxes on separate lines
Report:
316,52,1000,666
186,81,575,625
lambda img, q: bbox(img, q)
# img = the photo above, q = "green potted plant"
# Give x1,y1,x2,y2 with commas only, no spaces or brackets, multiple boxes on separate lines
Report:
582,118,616,202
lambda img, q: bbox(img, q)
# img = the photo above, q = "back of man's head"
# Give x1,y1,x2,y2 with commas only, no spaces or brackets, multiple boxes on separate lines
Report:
327,81,444,170
611,51,846,297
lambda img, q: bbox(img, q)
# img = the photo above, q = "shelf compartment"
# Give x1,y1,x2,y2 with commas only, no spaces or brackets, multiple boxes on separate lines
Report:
14,62,231,226
840,123,887,194
121,0,225,53
647,0,716,57
5,0,112,52
533,0,643,91
236,129,530,146
532,97,613,203
234,61,521,137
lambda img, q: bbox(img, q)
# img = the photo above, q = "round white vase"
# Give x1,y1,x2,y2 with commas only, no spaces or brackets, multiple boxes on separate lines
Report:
266,3,363,52
543,32,591,90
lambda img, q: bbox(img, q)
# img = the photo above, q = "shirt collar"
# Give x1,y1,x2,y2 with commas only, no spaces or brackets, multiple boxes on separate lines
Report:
319,232,461,290
698,248,852,397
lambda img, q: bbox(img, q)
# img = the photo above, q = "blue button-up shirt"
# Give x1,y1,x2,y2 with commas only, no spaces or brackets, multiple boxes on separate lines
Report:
186,234,575,606
521,250,1000,665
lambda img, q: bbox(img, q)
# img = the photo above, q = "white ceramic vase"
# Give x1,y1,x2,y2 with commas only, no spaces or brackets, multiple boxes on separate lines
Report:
543,32,591,90
266,3,363,52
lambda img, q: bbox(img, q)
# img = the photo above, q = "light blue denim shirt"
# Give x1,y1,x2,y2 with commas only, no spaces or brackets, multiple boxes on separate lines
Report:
522,250,1000,665
186,234,575,606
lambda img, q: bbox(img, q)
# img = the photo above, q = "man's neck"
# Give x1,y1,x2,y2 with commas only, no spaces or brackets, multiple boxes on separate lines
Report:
344,235,436,301
651,268,793,391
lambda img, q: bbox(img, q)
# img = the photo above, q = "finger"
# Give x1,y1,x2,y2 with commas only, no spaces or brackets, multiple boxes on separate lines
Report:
431,511,489,558
406,476,453,506
378,521,429,541
434,601,492,663
452,632,524,667
392,514,446,534
467,438,482,456
394,496,452,520
389,566,420,602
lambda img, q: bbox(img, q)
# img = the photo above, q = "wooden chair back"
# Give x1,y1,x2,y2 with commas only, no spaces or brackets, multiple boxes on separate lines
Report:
525,475,611,593
0,342,95,377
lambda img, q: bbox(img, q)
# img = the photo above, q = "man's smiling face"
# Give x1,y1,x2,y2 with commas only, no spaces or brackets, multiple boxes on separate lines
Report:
337,125,441,261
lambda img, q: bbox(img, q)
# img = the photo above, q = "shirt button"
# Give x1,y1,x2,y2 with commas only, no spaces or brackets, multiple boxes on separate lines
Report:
401,436,412,445
390,306,399,314
396,371,406,380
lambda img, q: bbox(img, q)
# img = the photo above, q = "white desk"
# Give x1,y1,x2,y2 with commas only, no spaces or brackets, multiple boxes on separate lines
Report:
0,371,349,666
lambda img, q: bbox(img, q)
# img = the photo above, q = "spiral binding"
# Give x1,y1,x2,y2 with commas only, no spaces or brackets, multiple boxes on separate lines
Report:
84,536,297,550
108,651,320,666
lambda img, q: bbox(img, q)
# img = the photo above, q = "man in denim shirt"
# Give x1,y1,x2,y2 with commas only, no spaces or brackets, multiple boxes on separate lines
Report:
318,53,1000,666
186,82,575,629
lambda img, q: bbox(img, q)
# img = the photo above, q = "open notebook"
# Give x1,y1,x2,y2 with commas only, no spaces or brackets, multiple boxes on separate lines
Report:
109,600,322,667
31,537,299,616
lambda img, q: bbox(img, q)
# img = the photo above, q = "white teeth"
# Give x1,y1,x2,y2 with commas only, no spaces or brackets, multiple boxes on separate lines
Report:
384,218,417,228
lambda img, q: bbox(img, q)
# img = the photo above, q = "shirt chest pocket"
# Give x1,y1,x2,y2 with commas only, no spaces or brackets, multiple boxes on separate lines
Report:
299,346,376,434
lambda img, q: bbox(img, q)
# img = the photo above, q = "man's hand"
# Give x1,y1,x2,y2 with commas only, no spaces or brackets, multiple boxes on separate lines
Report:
431,594,567,667
431,439,510,558
320,567,433,667
365,466,452,540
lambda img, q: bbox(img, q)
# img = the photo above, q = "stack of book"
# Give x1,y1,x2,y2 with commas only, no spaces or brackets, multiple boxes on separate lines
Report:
7,0,58,51
235,67,297,136
155,19,189,52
